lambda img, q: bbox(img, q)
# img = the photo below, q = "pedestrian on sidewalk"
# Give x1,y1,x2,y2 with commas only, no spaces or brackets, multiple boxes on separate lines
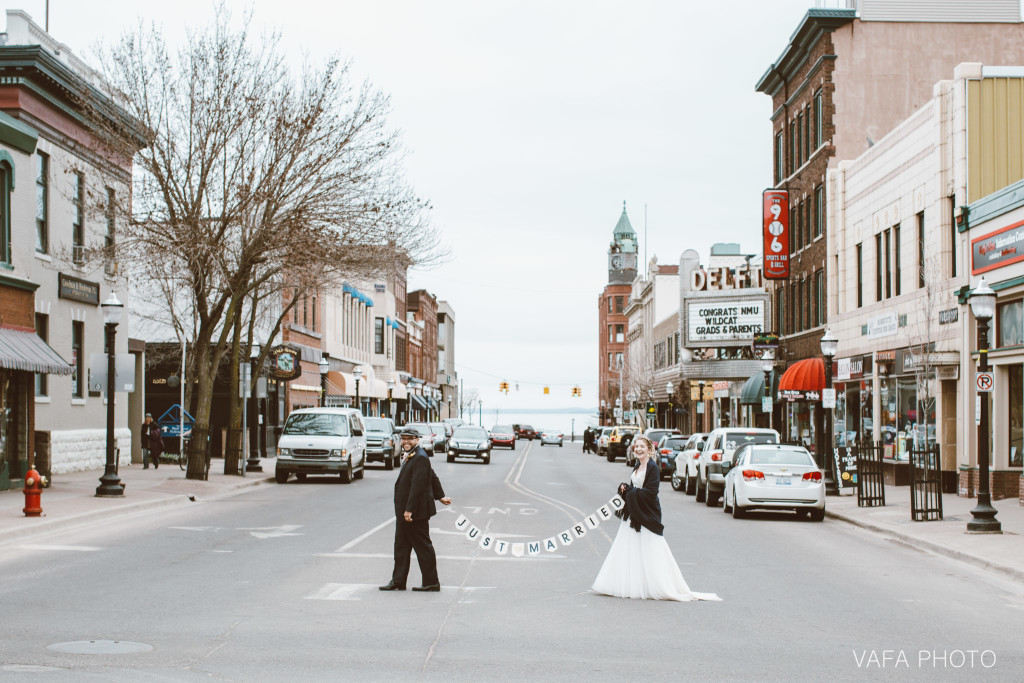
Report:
141,413,164,469
380,426,451,592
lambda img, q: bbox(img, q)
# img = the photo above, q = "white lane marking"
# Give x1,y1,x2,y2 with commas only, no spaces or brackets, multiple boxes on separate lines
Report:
315,552,566,561
16,544,101,552
336,517,395,552
433,529,532,538
239,525,303,539
306,583,496,601
169,526,223,532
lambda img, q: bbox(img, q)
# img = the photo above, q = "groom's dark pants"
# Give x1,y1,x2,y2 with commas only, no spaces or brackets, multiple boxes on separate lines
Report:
392,518,438,587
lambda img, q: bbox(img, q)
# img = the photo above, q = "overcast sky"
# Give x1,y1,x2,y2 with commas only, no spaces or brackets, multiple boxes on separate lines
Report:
6,0,844,412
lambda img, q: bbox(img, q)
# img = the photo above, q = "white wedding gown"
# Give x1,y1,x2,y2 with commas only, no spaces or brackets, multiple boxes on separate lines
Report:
592,465,721,602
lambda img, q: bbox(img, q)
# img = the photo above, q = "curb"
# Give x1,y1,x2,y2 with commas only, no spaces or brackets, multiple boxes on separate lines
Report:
0,475,275,545
825,509,1024,584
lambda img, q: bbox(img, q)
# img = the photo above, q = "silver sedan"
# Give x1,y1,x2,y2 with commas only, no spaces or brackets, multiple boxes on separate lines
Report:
723,444,825,520
539,429,564,447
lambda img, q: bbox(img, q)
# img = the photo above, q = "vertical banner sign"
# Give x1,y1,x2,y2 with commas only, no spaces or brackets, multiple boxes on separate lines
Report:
763,189,790,279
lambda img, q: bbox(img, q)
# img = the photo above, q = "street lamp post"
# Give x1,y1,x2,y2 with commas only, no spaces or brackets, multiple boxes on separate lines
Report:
625,391,637,426
666,381,674,430
246,343,262,473
820,329,838,479
319,356,329,407
647,388,655,428
968,277,1001,534
96,293,124,497
697,380,706,433
761,348,775,431
600,399,607,426
386,379,395,418
353,366,363,413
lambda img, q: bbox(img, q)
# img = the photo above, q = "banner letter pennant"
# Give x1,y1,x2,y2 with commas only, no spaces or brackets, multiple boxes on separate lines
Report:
544,537,558,552
455,515,469,529
479,535,493,549
527,541,541,556
609,495,624,509
572,523,587,539
495,540,509,555
585,514,600,529
558,530,573,547
597,506,612,520
511,543,524,557
466,526,480,540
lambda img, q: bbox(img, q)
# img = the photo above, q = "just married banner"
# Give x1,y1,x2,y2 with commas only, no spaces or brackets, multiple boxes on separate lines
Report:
453,494,625,557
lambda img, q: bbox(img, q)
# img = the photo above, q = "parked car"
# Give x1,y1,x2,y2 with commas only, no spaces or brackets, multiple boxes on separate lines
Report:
447,426,491,463
430,422,449,452
627,427,680,466
656,434,689,481
444,418,465,430
403,422,436,455
516,425,538,440
723,444,825,520
539,428,564,447
362,416,398,470
673,432,708,495
696,427,780,506
596,427,613,456
489,425,516,450
607,425,641,462
275,407,366,484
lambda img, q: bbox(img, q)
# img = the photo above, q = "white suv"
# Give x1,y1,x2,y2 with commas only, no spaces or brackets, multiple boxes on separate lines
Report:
696,427,779,506
276,407,367,484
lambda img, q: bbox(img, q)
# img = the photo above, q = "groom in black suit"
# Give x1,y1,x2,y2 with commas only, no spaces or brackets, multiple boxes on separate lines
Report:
380,427,451,592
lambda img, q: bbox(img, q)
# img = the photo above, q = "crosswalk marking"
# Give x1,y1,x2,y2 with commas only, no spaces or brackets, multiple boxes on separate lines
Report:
16,544,101,552
315,552,566,561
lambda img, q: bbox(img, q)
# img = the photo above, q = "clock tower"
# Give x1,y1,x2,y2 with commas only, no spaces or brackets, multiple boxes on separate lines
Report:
608,201,638,284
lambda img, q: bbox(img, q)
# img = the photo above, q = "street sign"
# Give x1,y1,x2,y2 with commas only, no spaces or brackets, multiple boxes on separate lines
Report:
822,388,836,409
761,396,773,412
976,372,994,393
614,407,622,419
976,395,982,425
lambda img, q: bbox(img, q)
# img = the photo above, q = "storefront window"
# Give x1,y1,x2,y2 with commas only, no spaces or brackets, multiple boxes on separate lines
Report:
834,384,848,447
859,380,873,445
785,399,817,454
880,378,897,446
998,300,1023,348
1010,364,1023,467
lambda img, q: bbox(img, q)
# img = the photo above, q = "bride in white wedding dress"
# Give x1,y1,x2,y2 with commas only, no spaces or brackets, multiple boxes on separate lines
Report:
592,436,721,602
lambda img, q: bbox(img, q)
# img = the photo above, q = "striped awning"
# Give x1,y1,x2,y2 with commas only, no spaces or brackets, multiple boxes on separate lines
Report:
0,326,73,374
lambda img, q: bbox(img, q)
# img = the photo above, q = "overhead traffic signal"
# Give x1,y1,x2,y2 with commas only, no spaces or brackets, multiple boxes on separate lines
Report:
499,381,509,394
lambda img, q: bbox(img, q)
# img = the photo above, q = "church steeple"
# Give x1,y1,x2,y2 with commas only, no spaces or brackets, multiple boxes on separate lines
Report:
608,201,638,284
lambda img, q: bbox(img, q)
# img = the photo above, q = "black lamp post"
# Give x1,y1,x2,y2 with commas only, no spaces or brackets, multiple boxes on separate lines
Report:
319,356,329,407
820,328,838,477
246,343,263,472
386,379,395,418
96,293,124,497
353,366,363,413
968,277,1001,533
761,348,775,430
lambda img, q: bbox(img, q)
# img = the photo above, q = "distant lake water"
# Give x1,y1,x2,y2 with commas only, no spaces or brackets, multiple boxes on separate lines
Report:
462,407,600,440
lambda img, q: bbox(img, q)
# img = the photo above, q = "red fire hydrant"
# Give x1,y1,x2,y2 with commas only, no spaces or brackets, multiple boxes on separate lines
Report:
23,468,43,517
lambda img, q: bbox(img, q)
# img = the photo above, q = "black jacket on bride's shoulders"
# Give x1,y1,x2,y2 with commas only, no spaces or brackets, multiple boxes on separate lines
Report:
619,459,664,536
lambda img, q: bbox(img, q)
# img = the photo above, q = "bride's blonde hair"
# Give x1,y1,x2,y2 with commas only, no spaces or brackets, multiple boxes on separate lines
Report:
631,435,655,456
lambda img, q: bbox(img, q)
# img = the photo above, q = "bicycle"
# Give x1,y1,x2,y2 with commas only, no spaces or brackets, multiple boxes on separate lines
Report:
178,436,191,471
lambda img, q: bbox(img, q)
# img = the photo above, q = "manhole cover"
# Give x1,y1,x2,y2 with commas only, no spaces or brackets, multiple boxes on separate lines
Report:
47,640,153,655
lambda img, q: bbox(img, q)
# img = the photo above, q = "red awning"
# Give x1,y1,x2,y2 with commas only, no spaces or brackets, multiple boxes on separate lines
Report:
778,357,825,393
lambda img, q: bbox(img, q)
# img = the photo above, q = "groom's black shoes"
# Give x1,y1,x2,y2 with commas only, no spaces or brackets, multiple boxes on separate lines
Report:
412,584,441,592
378,581,406,591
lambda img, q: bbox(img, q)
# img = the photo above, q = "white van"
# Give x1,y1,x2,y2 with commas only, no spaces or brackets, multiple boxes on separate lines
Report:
275,407,367,484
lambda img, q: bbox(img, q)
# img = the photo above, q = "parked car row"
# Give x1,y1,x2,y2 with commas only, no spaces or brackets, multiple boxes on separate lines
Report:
670,427,826,521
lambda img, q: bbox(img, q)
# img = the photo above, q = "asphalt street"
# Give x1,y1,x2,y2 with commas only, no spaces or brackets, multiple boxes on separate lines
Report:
1,440,1022,681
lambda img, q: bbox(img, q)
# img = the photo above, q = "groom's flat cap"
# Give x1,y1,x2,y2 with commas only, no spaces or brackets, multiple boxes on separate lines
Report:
399,427,421,438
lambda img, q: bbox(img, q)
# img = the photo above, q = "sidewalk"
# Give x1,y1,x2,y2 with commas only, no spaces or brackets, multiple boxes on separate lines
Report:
827,488,1024,583
0,458,277,544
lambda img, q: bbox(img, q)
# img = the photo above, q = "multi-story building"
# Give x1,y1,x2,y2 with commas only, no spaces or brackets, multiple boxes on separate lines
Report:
436,301,458,420
598,203,638,425
756,0,1024,461
625,257,679,428
408,289,439,419
0,10,137,486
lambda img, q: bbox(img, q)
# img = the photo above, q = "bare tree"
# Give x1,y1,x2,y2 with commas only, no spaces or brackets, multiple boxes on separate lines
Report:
78,5,444,478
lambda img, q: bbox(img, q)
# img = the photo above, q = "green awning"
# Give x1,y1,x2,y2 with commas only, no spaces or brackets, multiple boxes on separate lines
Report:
740,369,779,412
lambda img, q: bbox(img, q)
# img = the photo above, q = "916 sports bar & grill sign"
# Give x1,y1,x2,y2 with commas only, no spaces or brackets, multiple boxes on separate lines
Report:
763,189,789,280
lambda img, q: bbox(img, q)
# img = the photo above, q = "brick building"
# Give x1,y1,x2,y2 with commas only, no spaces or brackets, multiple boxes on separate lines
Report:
598,204,638,425
756,2,1024,460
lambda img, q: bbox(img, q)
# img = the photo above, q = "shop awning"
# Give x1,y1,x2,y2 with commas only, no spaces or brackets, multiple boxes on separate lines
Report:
778,358,825,393
366,378,387,399
410,394,428,410
326,371,354,395
740,369,780,410
0,326,73,374
390,381,408,401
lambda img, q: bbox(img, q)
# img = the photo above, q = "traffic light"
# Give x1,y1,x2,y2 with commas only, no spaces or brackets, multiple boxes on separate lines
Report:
571,386,582,397
543,386,550,395
499,381,509,394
